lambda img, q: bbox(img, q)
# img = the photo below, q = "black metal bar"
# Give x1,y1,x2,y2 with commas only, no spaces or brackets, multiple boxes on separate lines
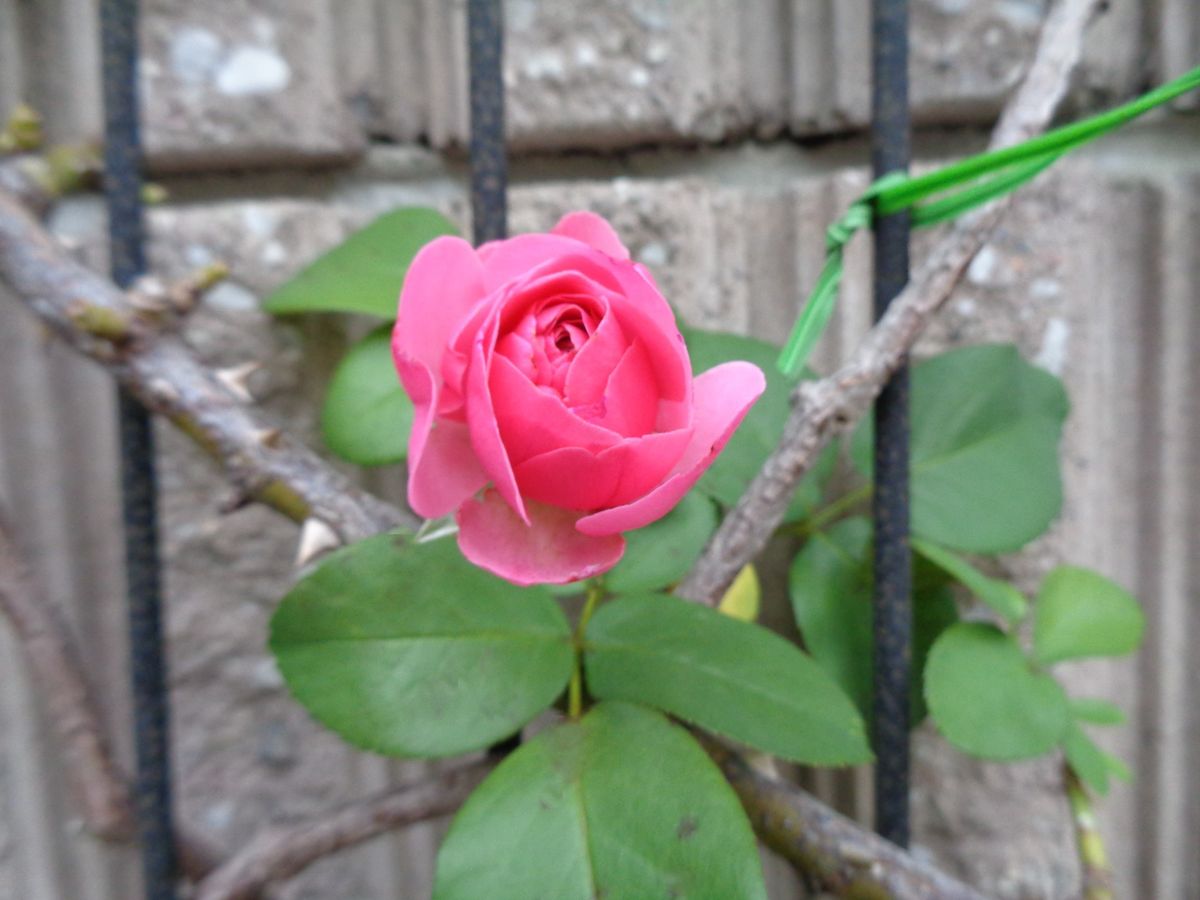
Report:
100,1,177,895
467,0,507,245
870,0,912,848
467,0,518,758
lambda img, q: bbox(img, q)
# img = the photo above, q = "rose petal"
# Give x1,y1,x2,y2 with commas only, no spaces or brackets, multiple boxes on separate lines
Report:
466,327,529,524
393,236,486,375
396,355,488,518
457,489,626,586
563,310,629,408
588,341,657,437
513,446,624,510
489,355,621,464
477,235,603,291
601,427,694,507
609,259,678,336
408,420,489,518
552,211,631,260
607,293,692,415
576,361,765,536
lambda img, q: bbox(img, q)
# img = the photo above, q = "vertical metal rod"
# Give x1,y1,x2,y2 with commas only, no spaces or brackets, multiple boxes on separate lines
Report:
467,0,508,246
467,0,518,758
870,0,912,848
100,0,177,895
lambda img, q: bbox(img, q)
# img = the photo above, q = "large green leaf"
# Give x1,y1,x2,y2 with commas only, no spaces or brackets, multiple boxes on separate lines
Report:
787,517,957,725
270,534,573,758
320,326,412,466
606,491,718,594
852,344,1069,553
434,702,767,900
911,537,1027,625
263,207,458,317
925,622,1069,760
684,328,836,522
584,593,871,765
1033,566,1144,665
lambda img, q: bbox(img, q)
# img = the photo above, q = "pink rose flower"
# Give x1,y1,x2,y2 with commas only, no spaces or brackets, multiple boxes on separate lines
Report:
392,211,765,585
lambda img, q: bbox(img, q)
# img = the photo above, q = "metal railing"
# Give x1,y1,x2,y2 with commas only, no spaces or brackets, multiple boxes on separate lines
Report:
99,0,915,894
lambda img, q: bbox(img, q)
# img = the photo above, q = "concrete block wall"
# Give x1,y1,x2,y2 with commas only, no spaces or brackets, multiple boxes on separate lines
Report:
1,2,1198,898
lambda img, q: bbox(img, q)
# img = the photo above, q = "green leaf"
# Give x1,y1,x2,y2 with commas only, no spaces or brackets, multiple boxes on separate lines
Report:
434,702,767,900
606,491,718,594
263,207,458,317
270,534,573,758
912,584,959,725
685,328,836,522
925,622,1069,760
1069,697,1126,727
1034,566,1144,665
1104,752,1132,783
911,537,1027,625
788,519,874,717
584,593,871,765
787,518,957,725
1064,723,1110,796
852,344,1068,553
320,326,413,466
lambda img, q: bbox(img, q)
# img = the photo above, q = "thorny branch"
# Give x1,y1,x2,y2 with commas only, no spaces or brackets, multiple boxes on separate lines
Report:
676,0,1104,605
0,0,1101,894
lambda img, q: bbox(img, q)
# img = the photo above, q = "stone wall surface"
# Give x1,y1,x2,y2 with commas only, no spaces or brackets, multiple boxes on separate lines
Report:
1,2,1198,899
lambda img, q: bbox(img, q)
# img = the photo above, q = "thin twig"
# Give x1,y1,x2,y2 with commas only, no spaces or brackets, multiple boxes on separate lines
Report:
676,0,1103,605
0,507,221,880
1064,765,1115,900
193,760,492,900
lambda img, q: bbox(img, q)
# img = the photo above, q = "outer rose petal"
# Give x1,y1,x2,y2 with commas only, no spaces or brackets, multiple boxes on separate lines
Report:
393,236,487,374
466,333,528,524
576,361,766,536
395,354,488,519
551,211,631,260
457,489,626,586
512,447,624,510
477,234,594,291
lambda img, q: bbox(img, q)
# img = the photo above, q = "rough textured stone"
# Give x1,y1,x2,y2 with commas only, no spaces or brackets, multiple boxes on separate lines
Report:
347,0,1145,150
140,0,362,170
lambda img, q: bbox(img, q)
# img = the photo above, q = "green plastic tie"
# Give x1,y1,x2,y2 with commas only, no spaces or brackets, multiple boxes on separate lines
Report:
778,64,1200,377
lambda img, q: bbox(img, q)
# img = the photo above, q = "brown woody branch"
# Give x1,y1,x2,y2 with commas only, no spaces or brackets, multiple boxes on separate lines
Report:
676,0,1103,605
0,507,220,880
193,760,492,900
701,737,986,900
0,186,413,544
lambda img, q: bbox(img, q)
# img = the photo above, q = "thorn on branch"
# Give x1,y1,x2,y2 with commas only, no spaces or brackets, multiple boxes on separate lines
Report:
295,517,340,568
253,427,283,449
215,362,262,403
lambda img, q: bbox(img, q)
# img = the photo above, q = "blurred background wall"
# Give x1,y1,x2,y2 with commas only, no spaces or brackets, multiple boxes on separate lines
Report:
0,1,1197,897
